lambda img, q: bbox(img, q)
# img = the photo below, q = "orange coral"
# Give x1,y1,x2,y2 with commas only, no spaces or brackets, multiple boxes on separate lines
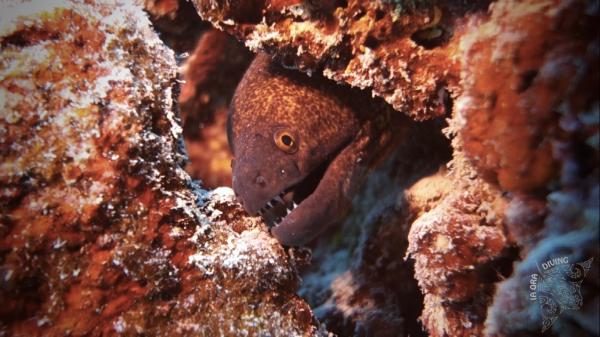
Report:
193,0,492,119
0,1,325,336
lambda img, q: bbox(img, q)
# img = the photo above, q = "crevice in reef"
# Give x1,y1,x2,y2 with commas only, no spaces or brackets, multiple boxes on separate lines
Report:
144,0,208,53
146,2,253,189
171,26,457,330
410,26,450,50
2,1,597,336
1,27,61,48
298,117,452,336
165,7,456,328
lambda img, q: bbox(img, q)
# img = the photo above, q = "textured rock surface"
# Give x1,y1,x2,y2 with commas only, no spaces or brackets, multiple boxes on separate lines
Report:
144,0,208,52
407,155,517,337
192,0,599,336
144,0,252,189
299,119,451,337
1,0,598,336
0,1,325,336
192,0,492,120
456,0,599,193
443,0,597,336
468,1,600,337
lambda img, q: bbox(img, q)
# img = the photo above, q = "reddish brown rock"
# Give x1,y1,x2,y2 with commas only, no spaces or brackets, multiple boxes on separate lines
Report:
2,0,598,336
407,155,517,337
144,0,179,18
453,1,600,336
192,0,493,120
0,1,325,336
456,0,599,192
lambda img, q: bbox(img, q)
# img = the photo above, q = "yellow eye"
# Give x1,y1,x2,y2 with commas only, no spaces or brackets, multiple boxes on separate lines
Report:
274,130,297,153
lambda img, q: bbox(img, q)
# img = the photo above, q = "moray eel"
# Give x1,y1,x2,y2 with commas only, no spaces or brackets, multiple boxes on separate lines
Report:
228,53,400,246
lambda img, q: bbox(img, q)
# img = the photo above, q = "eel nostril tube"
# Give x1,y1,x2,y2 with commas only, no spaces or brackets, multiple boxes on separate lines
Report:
255,175,266,187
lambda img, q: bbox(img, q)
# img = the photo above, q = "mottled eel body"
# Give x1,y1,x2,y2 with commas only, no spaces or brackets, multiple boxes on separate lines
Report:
228,53,403,246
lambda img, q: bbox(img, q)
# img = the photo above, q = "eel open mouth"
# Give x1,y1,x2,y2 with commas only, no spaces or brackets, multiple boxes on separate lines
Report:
258,158,330,228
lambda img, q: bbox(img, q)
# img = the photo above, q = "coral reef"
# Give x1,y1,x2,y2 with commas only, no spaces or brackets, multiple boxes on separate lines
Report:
192,0,493,120
463,1,599,336
192,0,599,336
1,0,598,336
0,1,324,336
456,0,599,193
407,154,517,337
299,118,451,337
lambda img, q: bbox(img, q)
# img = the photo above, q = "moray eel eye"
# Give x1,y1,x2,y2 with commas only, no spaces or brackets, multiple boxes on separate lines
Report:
274,130,297,153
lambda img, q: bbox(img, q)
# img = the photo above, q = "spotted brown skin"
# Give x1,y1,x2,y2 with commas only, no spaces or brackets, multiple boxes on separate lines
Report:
228,53,399,246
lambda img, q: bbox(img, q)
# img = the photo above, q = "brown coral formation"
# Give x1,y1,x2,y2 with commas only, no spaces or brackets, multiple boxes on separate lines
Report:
192,0,492,120
407,156,517,337
459,1,599,336
192,0,599,336
298,119,451,337
456,0,599,193
1,0,598,336
0,1,324,336
409,0,599,335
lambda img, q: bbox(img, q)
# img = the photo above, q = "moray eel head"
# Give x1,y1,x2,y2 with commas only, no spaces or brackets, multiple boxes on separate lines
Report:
231,125,331,221
229,54,361,246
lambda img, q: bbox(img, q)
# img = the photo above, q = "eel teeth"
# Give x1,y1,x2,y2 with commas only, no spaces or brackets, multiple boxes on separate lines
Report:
263,191,288,211
260,191,299,226
287,202,298,213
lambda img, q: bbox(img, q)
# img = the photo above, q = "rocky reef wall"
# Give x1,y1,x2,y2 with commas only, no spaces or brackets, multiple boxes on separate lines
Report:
1,0,598,337
0,1,325,336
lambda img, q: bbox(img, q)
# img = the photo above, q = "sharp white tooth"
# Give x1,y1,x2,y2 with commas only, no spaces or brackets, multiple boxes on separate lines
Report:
266,201,273,208
275,195,284,204
286,208,291,215
293,202,298,209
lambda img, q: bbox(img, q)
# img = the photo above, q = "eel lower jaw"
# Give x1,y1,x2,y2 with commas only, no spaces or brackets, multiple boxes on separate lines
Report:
258,156,330,228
